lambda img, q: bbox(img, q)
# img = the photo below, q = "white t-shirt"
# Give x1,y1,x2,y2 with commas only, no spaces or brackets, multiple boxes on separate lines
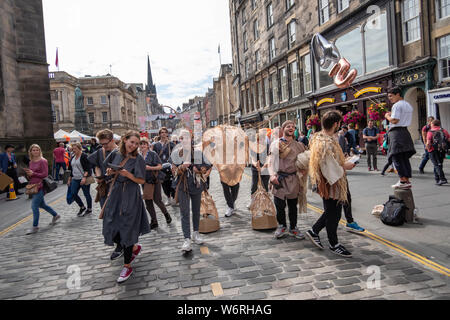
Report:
390,100,413,128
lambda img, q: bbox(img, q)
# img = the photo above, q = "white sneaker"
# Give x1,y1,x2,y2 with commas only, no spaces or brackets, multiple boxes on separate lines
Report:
391,181,412,189
192,231,204,245
26,226,39,235
164,200,171,206
181,238,192,252
225,207,234,217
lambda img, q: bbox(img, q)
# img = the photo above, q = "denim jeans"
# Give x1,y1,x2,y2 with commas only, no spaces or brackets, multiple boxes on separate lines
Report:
54,162,67,181
70,179,92,209
32,190,58,227
430,150,447,182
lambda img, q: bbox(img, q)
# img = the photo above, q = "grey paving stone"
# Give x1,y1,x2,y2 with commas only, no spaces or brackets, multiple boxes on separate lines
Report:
221,280,247,289
239,284,272,294
314,282,334,290
276,272,298,280
332,277,360,286
402,268,424,276
405,274,434,283
336,285,363,294
259,268,283,276
336,263,362,270
247,276,276,284
232,292,267,300
290,284,314,293
315,274,338,281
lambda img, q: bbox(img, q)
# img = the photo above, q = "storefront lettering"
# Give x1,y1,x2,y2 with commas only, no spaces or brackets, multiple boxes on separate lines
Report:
433,94,450,100
317,98,335,107
354,87,382,98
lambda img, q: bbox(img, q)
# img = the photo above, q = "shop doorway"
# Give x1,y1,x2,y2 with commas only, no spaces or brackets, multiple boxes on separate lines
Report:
404,87,426,141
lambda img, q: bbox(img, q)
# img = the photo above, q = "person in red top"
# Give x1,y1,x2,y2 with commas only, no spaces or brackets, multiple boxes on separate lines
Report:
53,142,67,182
426,119,449,185
419,116,434,174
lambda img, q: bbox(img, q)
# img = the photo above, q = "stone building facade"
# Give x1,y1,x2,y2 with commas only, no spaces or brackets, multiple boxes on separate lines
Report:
229,0,450,143
213,64,237,125
50,72,139,136
0,0,54,160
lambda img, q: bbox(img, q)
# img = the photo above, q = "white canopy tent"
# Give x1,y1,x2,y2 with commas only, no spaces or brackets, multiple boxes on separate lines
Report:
54,129,71,142
70,130,93,142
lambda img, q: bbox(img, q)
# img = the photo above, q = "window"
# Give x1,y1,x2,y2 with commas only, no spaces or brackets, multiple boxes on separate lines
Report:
269,37,276,61
302,54,312,93
243,31,248,51
319,0,330,25
280,67,288,101
402,0,421,44
88,112,95,124
267,3,274,28
251,0,256,10
87,97,94,105
245,58,250,78
257,81,263,109
335,27,364,76
254,19,259,40
101,95,107,104
436,0,450,19
290,61,300,97
264,77,270,107
271,72,279,104
255,50,261,70
438,34,450,80
242,7,246,25
364,11,390,73
337,0,349,13
252,84,257,111
51,104,56,123
288,20,296,48
286,0,295,10
102,112,108,123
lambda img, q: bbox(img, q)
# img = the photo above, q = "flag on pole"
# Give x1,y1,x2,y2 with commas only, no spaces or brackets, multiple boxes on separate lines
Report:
55,48,59,70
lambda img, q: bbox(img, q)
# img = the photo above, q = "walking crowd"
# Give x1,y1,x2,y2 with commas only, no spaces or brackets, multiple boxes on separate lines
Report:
2,87,449,284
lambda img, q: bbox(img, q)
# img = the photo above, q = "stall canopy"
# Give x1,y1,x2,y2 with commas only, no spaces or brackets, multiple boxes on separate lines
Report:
69,130,92,142
54,129,71,142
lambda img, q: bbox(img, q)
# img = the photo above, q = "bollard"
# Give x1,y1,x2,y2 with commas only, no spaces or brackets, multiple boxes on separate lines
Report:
394,188,415,223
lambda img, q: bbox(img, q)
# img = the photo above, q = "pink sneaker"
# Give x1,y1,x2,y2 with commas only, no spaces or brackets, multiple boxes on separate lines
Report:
117,266,133,283
129,244,142,263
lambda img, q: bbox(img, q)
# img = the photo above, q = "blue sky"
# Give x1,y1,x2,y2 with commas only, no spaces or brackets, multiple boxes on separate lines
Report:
42,0,232,110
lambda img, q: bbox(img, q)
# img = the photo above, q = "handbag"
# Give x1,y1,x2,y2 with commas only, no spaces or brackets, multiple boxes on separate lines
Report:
25,183,39,195
84,175,95,185
142,183,155,200
43,176,57,194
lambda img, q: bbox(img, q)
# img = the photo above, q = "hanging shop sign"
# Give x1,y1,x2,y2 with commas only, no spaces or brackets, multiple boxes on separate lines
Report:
317,97,335,107
394,71,426,86
353,87,382,99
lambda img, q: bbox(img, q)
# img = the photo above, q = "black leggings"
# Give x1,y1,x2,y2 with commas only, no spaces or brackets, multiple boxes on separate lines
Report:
162,179,175,199
274,196,298,230
312,198,342,247
113,233,134,264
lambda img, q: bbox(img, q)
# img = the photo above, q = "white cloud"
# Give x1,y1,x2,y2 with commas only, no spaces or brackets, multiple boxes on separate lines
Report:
43,0,232,109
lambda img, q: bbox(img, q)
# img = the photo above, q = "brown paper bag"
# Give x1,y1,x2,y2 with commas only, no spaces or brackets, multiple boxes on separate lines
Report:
199,189,220,233
250,173,277,230
0,173,13,191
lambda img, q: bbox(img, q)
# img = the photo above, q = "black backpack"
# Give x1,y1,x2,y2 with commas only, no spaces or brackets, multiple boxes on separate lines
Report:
380,196,407,226
431,129,449,153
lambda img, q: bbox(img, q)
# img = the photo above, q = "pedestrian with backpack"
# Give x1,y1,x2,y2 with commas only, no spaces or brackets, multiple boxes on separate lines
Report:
426,119,450,186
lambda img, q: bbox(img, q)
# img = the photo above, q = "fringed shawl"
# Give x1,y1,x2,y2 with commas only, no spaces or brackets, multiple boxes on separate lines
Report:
309,131,348,203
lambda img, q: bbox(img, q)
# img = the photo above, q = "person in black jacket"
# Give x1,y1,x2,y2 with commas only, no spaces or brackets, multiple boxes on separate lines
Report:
68,142,93,217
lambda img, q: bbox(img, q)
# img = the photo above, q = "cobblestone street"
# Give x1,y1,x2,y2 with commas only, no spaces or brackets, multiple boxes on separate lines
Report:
0,167,449,301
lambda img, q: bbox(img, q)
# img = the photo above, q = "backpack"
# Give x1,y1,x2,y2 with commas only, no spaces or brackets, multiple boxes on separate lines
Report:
380,196,407,226
431,129,448,153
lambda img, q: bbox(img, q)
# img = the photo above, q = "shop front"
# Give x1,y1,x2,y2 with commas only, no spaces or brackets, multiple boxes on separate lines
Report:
428,87,450,132
392,58,436,142
311,75,392,145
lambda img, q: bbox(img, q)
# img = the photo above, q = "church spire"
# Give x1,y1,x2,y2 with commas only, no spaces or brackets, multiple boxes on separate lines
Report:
146,55,156,95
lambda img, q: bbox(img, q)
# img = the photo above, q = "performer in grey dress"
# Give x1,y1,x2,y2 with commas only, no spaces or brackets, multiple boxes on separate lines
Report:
102,131,150,283
172,130,212,253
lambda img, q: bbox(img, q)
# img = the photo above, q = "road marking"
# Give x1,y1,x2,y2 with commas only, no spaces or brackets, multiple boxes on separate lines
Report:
211,282,224,297
307,203,450,277
0,197,64,237
200,246,210,255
